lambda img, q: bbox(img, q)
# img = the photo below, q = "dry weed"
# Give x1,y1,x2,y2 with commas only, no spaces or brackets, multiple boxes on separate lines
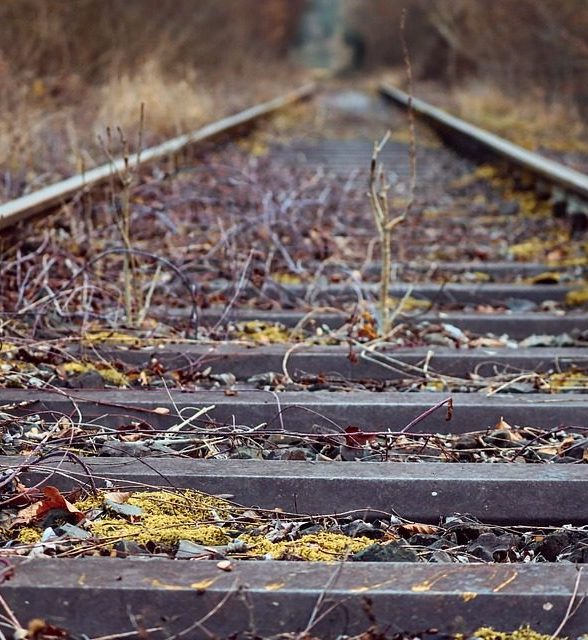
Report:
452,82,588,152
94,60,213,141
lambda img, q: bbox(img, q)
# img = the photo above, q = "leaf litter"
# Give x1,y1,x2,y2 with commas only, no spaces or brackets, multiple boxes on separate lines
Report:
2,318,588,397
2,106,588,335
0,94,585,640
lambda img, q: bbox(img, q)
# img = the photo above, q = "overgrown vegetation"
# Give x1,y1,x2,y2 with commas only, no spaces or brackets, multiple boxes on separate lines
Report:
0,0,307,200
348,0,588,150
346,0,587,118
1,0,585,200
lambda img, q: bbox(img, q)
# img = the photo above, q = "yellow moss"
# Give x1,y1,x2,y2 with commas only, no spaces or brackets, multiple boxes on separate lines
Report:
456,164,554,219
473,626,561,640
233,320,292,344
240,532,374,561
423,379,447,392
548,371,588,392
388,295,430,312
90,518,229,546
77,489,237,547
470,271,490,283
566,287,588,307
509,238,554,261
390,128,440,149
474,164,499,181
61,361,129,387
272,272,304,285
237,137,269,157
17,527,42,544
81,331,145,346
0,342,17,354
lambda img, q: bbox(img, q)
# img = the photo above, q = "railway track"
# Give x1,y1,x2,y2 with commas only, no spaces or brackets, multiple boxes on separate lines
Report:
0,82,588,638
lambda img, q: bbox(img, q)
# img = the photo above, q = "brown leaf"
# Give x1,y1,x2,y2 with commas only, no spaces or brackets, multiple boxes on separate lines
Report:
103,491,132,504
398,523,439,536
15,486,83,526
26,618,69,640
344,426,377,447
494,416,512,430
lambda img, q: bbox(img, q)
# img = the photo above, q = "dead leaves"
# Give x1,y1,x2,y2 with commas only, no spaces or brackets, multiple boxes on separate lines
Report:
398,523,439,537
14,487,83,527
14,618,70,640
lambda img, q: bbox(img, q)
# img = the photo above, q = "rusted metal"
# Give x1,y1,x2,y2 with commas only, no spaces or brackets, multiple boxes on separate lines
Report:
380,83,588,203
8,456,587,524
0,83,315,230
2,389,588,432
2,559,587,636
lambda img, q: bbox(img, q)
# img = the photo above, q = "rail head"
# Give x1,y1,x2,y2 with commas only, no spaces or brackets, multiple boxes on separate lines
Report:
380,83,588,204
0,82,316,232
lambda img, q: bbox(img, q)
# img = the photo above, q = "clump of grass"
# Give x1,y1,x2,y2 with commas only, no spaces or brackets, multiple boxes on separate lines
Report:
452,82,588,153
94,60,212,141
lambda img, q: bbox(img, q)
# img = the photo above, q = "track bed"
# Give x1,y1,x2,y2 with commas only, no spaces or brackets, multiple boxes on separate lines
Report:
0,84,587,638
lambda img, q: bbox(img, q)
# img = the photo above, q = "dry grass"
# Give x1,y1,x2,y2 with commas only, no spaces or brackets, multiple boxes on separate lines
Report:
451,82,588,153
0,58,309,202
94,60,213,142
0,57,309,203
0,0,307,202
0,61,216,200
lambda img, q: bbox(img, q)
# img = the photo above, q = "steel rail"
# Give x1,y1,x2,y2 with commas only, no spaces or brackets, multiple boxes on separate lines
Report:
380,83,588,204
0,83,316,231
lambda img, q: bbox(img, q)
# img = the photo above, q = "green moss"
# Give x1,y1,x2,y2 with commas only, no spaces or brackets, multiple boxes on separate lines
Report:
473,626,563,640
240,532,374,561
78,489,238,548
17,527,42,544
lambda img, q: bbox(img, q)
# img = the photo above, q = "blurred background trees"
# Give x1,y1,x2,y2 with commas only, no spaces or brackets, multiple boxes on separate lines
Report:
344,0,588,119
0,0,586,196
0,0,585,114
0,0,305,83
